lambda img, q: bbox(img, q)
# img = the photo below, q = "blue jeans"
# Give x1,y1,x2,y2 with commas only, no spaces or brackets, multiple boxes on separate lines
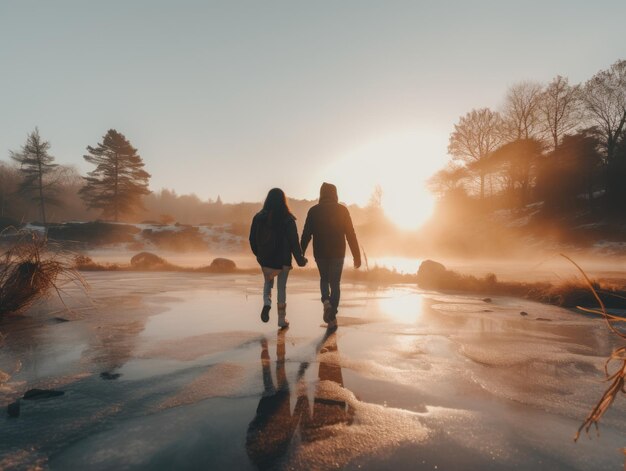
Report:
262,266,290,306
316,258,344,314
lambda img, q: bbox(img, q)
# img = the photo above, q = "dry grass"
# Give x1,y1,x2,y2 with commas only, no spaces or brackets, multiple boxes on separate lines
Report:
538,279,611,308
0,231,87,316
416,260,626,309
564,255,626,445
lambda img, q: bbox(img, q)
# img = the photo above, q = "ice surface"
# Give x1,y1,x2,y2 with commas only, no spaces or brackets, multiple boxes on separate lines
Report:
1,272,625,470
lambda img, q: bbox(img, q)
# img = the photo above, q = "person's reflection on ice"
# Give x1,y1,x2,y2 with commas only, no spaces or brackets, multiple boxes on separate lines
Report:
246,329,354,469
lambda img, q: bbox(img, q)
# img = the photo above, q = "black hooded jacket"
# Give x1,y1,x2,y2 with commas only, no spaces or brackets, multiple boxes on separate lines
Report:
249,210,306,269
301,183,361,262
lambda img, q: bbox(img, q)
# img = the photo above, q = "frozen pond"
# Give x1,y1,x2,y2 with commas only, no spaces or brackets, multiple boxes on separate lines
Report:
1,272,625,470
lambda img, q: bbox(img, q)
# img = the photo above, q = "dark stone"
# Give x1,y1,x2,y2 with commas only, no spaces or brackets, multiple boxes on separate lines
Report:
520,311,529,316
7,400,20,418
100,372,122,380
482,309,493,313
52,317,70,323
23,388,65,400
130,252,168,269
482,298,492,303
416,260,447,289
535,317,552,322
209,258,237,272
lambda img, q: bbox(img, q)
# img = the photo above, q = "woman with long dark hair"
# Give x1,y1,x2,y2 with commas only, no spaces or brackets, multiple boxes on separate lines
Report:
249,188,307,327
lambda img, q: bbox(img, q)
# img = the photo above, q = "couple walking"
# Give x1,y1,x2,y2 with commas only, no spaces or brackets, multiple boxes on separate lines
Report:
249,182,361,329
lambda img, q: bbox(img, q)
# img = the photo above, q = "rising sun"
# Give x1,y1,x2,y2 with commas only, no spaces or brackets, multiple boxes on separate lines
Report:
318,129,446,229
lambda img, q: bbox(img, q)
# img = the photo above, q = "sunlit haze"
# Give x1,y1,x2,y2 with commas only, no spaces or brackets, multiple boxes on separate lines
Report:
2,1,625,216
3,2,626,469
319,129,444,228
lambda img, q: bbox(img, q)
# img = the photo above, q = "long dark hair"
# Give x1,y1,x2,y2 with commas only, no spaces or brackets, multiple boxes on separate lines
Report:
262,188,294,226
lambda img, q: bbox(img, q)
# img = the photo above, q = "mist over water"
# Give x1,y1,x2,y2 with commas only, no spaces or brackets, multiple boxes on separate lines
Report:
85,246,626,284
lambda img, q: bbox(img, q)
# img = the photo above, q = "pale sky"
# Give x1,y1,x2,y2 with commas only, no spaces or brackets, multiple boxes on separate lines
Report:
1,1,625,219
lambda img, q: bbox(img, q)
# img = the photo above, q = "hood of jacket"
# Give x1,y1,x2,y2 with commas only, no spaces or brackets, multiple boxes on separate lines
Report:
319,182,338,203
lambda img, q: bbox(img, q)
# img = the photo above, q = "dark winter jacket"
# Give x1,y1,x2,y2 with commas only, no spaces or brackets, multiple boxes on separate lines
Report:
300,183,361,263
249,210,306,269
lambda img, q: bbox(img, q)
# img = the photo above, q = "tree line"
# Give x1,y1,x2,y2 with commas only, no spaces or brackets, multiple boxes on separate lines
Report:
430,59,626,218
7,60,622,231
0,131,376,229
1,129,150,225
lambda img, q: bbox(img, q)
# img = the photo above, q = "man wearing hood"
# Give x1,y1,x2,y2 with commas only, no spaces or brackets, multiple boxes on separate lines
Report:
301,182,361,328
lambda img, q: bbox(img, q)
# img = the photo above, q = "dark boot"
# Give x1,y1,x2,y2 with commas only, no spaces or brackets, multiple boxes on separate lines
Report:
323,300,333,323
277,303,289,329
261,305,271,323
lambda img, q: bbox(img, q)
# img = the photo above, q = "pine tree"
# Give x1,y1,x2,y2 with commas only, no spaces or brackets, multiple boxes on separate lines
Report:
80,129,151,221
10,128,58,225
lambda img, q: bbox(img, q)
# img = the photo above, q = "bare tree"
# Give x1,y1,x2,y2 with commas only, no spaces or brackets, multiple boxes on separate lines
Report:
503,81,544,141
426,164,469,198
10,128,59,225
448,108,504,199
367,184,383,209
582,59,626,166
538,75,582,152
365,184,385,224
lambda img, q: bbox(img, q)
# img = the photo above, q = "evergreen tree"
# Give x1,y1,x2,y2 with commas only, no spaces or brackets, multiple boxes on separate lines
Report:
10,128,58,225
80,129,151,221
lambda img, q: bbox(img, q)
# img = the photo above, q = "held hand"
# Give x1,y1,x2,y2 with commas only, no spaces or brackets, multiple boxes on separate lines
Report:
297,257,308,267
354,258,361,269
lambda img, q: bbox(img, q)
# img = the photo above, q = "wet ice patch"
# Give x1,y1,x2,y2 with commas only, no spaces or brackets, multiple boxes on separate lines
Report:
430,302,493,313
138,331,262,361
157,363,247,410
